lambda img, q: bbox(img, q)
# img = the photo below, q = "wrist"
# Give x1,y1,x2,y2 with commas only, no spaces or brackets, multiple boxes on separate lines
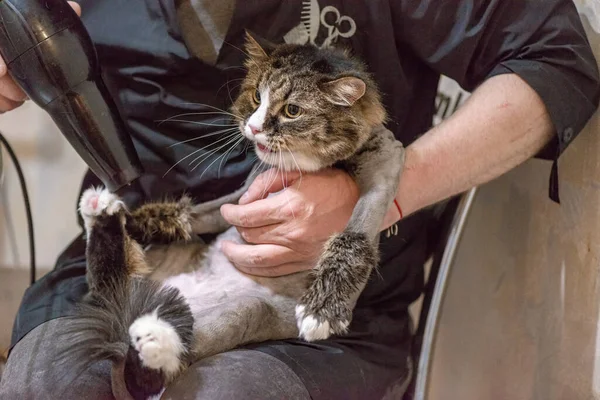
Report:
394,143,426,219
393,198,403,219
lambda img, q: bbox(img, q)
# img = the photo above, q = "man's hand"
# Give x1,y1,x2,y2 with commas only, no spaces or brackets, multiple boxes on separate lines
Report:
220,168,360,277
0,1,81,112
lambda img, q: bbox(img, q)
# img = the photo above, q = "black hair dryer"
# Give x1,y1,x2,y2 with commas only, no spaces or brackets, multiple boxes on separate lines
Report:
0,0,143,193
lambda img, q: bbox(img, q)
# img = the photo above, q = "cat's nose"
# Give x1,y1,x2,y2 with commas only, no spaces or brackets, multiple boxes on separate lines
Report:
249,124,262,135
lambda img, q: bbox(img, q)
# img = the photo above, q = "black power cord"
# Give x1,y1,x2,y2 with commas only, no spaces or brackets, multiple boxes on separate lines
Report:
0,131,35,285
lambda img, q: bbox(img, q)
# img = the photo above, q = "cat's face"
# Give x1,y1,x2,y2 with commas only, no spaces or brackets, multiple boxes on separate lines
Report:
231,33,385,172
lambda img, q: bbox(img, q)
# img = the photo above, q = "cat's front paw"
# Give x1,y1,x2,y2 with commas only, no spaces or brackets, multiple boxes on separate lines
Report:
295,231,378,342
129,311,185,376
295,304,350,341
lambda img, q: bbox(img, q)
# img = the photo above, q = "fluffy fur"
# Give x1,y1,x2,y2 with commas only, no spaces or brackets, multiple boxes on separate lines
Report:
231,33,386,171
55,32,405,399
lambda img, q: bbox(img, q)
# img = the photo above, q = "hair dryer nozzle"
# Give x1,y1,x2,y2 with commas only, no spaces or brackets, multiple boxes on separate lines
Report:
45,79,144,193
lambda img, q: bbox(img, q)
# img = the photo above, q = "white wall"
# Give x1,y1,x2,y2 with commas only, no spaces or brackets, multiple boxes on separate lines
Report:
0,102,87,270
427,8,600,400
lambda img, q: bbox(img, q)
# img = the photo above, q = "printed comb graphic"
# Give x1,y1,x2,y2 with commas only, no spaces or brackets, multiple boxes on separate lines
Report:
301,0,321,44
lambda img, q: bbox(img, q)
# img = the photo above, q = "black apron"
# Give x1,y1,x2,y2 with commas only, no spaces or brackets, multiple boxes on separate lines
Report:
11,1,445,397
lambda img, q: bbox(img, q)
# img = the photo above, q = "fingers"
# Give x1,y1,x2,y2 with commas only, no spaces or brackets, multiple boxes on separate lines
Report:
235,223,291,246
0,75,27,102
0,96,24,113
239,168,302,205
236,224,278,245
221,196,299,228
68,1,82,16
220,241,305,276
0,61,26,112
238,262,310,277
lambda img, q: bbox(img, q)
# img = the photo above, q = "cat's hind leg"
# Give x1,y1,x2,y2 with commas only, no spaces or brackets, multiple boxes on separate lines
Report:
79,186,126,233
188,294,299,360
157,230,304,361
71,188,194,398
79,187,150,292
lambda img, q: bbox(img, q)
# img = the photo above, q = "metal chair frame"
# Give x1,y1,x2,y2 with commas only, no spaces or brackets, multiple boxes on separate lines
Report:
403,187,478,400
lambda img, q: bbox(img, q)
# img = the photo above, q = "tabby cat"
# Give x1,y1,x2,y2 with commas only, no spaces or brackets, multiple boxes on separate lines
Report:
57,32,405,399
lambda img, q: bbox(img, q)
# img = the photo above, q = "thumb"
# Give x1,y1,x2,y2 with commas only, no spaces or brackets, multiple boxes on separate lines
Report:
239,168,302,205
68,1,82,16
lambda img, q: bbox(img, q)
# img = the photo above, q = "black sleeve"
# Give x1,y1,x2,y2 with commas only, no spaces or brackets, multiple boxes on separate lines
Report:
390,0,600,202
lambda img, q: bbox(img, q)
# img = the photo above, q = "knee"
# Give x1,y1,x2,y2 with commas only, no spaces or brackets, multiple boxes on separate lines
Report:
162,349,310,400
0,352,112,400
0,319,113,400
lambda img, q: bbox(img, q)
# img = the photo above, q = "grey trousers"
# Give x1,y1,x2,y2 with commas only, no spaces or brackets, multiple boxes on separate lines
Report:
0,318,311,400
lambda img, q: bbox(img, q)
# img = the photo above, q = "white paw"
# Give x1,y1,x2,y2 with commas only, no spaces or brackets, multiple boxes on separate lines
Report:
129,311,184,376
79,187,125,219
295,305,348,342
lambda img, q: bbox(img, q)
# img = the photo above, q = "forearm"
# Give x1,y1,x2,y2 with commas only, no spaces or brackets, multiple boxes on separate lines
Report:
396,73,554,217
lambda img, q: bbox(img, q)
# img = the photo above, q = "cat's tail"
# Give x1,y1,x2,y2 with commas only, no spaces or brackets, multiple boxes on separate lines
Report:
54,277,194,400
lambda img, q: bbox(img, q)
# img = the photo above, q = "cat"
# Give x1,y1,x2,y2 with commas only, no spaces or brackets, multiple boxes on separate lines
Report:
56,32,405,400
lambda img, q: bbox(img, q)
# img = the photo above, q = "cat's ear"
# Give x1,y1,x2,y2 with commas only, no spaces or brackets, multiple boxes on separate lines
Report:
244,30,276,61
320,77,366,107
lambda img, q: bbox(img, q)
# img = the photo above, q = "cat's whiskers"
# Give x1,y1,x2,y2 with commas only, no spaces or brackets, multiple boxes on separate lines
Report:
163,147,204,178
226,80,237,109
278,150,296,220
259,153,274,199
168,127,240,148
217,136,246,179
186,131,240,156
223,42,262,70
261,153,279,201
229,82,247,104
268,153,281,192
222,65,247,72
156,111,241,127
248,154,270,184
196,136,246,181
163,131,240,177
216,78,245,97
223,41,251,59
284,143,303,191
157,119,239,128
189,133,244,172
176,103,245,121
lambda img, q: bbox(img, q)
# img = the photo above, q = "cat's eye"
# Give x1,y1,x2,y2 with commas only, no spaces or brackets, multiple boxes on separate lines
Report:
284,104,302,118
252,89,261,104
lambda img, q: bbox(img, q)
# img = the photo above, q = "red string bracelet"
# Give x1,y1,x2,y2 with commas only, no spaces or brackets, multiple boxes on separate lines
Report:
393,198,403,219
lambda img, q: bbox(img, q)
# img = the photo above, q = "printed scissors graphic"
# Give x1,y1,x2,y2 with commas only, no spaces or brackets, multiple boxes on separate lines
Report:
319,6,356,48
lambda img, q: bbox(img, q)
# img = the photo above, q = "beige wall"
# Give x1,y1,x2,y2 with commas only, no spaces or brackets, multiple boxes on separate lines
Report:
0,103,86,270
427,13,600,400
